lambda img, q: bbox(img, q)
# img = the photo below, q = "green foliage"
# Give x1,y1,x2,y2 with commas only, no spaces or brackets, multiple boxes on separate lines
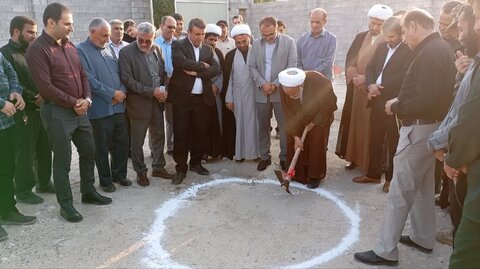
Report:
153,0,175,28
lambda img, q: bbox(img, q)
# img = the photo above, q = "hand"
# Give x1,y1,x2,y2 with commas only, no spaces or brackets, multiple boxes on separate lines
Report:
270,83,278,93
112,90,126,105
434,149,446,161
455,51,473,75
202,62,210,68
367,84,383,100
294,136,303,151
183,70,198,77
73,99,89,115
212,85,219,96
444,162,461,179
10,92,25,110
261,83,273,96
352,75,366,88
385,97,398,116
154,89,168,103
0,101,16,116
460,165,467,174
226,102,234,111
306,122,315,131
33,94,44,107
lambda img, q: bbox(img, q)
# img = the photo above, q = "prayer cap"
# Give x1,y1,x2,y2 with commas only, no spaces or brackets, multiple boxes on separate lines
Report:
368,4,393,20
279,68,306,87
231,24,251,38
205,24,222,36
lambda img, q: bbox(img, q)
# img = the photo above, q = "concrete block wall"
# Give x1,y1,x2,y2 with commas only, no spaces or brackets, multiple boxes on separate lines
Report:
229,0,445,72
0,0,152,46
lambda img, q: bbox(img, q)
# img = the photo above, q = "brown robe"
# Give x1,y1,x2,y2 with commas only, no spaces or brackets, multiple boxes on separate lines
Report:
345,32,384,172
280,71,337,183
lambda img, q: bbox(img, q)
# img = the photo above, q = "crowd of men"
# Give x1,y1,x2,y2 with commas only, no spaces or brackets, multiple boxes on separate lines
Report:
0,1,479,267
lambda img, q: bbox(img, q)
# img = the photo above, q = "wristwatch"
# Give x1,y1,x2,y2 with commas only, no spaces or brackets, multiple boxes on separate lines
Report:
85,97,93,106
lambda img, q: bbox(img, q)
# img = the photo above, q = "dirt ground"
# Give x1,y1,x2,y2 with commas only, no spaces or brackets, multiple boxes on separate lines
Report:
0,80,453,268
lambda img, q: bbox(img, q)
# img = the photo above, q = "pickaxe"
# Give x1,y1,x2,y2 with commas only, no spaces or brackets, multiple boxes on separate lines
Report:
274,126,309,194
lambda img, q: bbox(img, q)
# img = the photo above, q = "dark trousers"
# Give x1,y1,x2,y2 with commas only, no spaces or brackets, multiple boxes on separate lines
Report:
91,113,129,186
40,103,96,207
129,102,166,175
0,126,18,217
172,95,209,173
14,109,52,194
367,108,399,181
449,217,480,268
449,173,468,239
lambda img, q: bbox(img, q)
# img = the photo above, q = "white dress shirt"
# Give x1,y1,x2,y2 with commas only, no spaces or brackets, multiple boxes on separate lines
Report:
190,39,203,94
376,42,401,85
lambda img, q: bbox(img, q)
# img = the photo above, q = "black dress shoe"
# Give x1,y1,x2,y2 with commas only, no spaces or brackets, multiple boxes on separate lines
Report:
280,160,287,172
399,235,433,253
16,191,44,204
0,211,37,225
36,182,55,194
257,159,271,171
60,206,83,223
345,162,357,170
100,184,116,193
172,172,186,185
307,178,321,189
81,191,112,205
354,250,398,266
112,178,132,186
190,164,209,175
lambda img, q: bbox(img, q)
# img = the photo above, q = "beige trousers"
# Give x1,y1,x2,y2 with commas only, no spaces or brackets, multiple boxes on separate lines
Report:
374,123,440,261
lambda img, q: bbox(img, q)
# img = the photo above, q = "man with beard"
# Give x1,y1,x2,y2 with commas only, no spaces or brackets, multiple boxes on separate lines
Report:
27,3,112,223
204,24,224,159
352,16,412,193
0,16,54,205
225,24,260,162
429,3,476,247
122,19,137,43
335,4,393,171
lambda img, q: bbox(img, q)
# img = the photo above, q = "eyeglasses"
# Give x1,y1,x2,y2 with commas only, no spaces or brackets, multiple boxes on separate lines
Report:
137,38,152,45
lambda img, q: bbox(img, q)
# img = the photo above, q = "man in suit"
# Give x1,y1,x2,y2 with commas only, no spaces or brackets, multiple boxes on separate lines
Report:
247,16,297,172
168,18,219,184
353,16,412,193
119,22,173,187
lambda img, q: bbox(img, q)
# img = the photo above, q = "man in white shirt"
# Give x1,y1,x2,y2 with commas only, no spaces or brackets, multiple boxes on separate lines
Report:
215,20,235,56
109,19,129,58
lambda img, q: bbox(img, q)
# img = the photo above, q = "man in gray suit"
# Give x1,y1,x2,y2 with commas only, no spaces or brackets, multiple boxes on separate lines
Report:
248,16,297,171
119,22,173,187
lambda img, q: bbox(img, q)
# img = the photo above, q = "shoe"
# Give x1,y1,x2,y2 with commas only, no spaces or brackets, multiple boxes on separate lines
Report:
137,173,150,186
36,182,55,193
235,158,245,163
0,225,7,241
383,181,391,193
257,159,271,171
60,206,83,223
172,172,186,185
0,211,37,225
345,162,357,170
16,191,44,204
435,196,450,209
352,175,381,184
399,235,433,253
280,160,287,172
100,184,116,193
435,230,453,246
354,250,398,266
112,178,132,186
81,191,112,205
307,178,321,189
190,164,209,175
152,168,174,179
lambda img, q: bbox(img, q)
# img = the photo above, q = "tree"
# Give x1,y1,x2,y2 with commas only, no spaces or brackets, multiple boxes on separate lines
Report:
153,0,175,28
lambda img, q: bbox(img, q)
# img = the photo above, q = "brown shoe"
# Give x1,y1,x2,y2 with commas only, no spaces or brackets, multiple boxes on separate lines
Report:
382,181,390,193
137,173,150,186
435,230,453,246
353,175,381,184
152,168,174,179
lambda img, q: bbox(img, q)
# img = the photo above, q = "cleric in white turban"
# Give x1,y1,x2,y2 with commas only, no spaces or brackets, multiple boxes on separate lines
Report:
205,24,222,36
368,4,393,21
279,69,337,189
231,24,252,38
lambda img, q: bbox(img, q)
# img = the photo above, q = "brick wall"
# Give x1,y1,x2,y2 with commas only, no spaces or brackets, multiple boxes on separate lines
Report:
229,0,445,73
0,0,152,46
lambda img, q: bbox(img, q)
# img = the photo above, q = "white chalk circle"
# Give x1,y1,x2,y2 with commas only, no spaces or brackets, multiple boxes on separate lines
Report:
143,178,360,268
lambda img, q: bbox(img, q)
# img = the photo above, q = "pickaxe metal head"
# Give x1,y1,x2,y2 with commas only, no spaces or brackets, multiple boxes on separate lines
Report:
274,170,292,194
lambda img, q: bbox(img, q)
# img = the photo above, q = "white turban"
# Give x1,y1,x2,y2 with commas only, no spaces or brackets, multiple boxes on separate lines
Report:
231,24,251,38
368,4,393,21
205,24,222,36
279,68,306,87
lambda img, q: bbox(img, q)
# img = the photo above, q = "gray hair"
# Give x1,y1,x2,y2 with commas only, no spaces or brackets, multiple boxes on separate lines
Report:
137,22,156,34
109,19,123,27
88,17,109,31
